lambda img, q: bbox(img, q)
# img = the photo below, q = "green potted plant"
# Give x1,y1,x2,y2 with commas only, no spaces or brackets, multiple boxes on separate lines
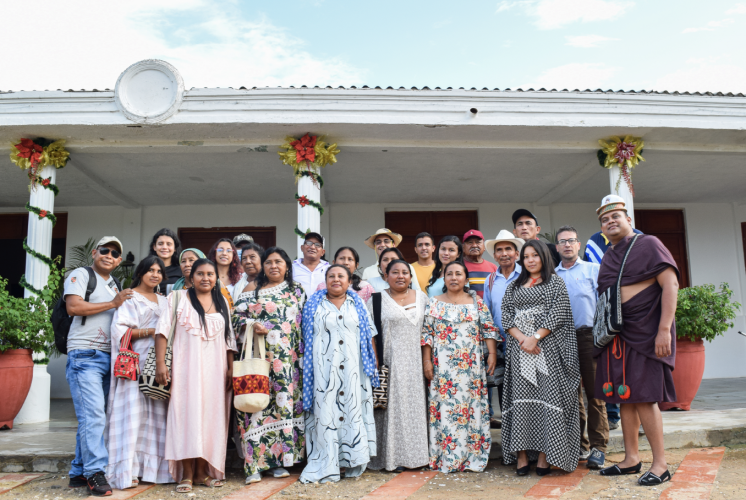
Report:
0,260,63,429
660,283,741,411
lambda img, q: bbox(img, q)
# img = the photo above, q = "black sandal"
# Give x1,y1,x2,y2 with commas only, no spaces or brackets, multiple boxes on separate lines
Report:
638,470,671,486
599,462,642,476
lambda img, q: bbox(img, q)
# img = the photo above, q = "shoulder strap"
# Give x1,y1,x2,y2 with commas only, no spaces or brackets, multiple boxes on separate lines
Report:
372,293,383,368
615,234,640,287
80,267,98,326
166,290,181,347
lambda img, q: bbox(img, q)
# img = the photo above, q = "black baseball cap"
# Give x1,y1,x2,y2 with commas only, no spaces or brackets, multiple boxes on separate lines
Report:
511,209,538,226
303,232,325,247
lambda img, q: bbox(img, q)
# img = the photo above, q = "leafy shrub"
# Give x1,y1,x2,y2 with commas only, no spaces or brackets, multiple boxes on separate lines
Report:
675,283,741,342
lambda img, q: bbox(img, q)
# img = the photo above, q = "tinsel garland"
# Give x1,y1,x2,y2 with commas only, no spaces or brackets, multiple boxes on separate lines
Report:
295,226,311,238
23,237,55,267
39,177,59,196
25,202,57,226
295,193,324,215
19,274,44,296
597,136,645,196
298,170,324,188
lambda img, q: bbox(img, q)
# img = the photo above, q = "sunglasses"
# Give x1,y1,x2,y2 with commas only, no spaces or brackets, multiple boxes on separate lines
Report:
98,247,121,259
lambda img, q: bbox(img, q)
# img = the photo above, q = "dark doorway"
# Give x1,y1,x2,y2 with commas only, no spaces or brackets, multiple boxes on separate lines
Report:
178,226,276,256
384,211,479,263
0,213,68,298
634,210,690,288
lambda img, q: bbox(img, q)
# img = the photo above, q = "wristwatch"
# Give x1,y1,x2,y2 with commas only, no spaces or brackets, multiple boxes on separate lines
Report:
533,333,541,340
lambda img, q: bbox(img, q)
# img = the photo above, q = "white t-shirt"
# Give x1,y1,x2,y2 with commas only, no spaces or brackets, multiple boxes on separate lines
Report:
63,268,119,353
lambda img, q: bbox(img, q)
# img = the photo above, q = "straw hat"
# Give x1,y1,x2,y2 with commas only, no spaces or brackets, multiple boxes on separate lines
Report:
485,230,525,255
364,228,403,249
596,194,628,219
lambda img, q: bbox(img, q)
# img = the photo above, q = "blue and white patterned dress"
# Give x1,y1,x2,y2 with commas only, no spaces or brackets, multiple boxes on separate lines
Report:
300,296,377,484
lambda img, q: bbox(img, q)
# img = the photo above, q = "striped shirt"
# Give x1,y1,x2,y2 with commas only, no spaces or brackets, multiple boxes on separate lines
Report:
465,259,498,298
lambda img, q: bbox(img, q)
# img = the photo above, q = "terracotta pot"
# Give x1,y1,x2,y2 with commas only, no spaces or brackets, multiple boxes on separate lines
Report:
0,349,34,430
659,338,705,411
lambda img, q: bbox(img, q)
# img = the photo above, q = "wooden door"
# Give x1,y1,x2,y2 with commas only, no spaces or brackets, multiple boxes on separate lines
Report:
634,210,690,288
384,211,479,263
178,226,276,256
0,213,68,297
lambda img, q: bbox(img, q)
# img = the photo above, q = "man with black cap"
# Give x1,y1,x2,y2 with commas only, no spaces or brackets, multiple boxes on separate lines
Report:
291,232,329,296
511,208,561,267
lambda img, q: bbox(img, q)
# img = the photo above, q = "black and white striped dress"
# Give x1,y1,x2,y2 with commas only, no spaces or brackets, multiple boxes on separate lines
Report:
500,274,581,472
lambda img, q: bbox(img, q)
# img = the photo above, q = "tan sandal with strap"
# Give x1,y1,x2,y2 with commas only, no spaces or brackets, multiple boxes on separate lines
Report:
200,476,225,488
176,480,192,493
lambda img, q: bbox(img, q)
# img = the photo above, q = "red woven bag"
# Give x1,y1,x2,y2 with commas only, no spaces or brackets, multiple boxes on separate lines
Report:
114,328,140,381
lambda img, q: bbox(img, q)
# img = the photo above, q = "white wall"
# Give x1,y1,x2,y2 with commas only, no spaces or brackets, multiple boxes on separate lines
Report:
34,199,746,397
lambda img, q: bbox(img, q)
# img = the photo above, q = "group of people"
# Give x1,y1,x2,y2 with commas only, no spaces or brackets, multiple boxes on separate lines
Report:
62,194,679,496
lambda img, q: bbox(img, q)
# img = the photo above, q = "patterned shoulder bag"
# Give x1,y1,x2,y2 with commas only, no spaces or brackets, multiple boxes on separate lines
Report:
371,292,389,410
114,328,140,381
139,290,180,400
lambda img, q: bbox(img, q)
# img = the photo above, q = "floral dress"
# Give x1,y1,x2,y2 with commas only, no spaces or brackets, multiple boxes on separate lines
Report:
233,281,306,476
421,292,498,473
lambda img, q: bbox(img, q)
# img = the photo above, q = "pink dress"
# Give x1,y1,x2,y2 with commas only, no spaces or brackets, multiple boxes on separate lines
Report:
156,291,237,481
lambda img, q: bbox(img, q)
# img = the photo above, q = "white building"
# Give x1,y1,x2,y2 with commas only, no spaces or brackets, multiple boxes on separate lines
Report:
1,60,745,402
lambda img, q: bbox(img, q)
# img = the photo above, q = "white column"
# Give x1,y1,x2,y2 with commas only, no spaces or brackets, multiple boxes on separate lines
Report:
15,165,56,425
609,165,636,229
24,166,57,298
297,175,321,258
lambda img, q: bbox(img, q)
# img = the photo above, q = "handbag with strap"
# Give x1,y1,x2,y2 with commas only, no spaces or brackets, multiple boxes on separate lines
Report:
114,328,140,381
139,290,180,400
593,234,639,348
233,328,271,413
371,292,389,410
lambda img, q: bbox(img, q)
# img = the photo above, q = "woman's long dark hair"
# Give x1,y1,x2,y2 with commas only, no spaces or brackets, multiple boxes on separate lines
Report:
429,235,464,288
148,228,181,267
207,238,241,285
377,248,404,277
334,246,363,291
187,259,231,341
253,247,294,291
131,255,167,289
514,239,556,288
442,260,470,293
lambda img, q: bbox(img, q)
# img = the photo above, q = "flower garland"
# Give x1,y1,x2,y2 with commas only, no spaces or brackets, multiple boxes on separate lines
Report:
278,133,340,185
10,138,70,189
295,193,324,215
597,136,645,196
9,138,68,296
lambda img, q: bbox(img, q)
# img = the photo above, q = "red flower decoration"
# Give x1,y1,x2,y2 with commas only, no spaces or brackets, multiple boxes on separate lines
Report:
297,195,310,207
290,134,317,164
614,141,636,163
41,178,51,186
39,210,48,218
15,139,44,167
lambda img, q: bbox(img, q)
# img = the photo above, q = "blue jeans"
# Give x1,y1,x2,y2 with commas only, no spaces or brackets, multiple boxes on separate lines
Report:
66,349,111,478
606,402,620,423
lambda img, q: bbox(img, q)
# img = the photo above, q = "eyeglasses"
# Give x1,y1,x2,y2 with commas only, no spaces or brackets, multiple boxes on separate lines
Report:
215,248,234,253
304,241,323,249
97,247,121,259
374,238,393,245
557,238,579,246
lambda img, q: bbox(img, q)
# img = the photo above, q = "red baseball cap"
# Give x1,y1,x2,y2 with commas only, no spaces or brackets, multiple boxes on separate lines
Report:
462,229,484,241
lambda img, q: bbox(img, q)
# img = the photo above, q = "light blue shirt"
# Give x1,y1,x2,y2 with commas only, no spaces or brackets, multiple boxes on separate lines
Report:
426,277,444,298
483,263,522,343
555,258,600,329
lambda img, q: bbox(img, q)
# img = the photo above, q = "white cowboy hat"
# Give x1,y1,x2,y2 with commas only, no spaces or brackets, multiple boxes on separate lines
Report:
485,230,525,255
364,228,403,249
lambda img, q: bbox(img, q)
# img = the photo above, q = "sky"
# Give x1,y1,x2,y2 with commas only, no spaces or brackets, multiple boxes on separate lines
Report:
2,0,745,93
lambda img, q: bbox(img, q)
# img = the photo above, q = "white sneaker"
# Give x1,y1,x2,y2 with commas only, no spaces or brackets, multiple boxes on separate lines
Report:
245,473,262,484
579,449,591,461
268,468,290,478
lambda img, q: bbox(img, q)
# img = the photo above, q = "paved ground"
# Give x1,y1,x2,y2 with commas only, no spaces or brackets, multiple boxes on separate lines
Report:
2,446,745,500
